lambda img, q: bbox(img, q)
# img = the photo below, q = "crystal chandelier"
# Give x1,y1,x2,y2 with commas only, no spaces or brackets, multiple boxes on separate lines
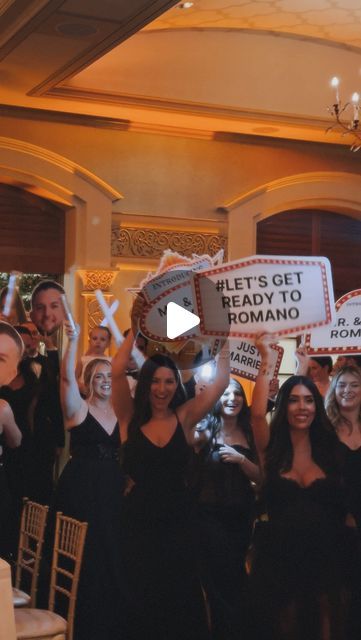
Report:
327,77,361,152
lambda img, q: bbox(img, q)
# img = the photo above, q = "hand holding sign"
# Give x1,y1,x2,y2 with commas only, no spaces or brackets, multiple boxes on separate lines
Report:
294,342,310,375
254,332,279,378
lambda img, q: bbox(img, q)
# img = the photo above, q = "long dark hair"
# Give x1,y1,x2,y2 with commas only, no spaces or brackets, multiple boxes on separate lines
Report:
204,378,254,449
127,354,186,442
265,375,339,478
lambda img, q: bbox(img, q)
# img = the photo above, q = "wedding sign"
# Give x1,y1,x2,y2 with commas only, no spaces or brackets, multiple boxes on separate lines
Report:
193,255,335,338
305,289,361,355
213,337,284,381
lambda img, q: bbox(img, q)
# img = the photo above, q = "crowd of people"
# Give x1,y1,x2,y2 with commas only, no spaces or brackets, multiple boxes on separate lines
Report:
1,280,361,640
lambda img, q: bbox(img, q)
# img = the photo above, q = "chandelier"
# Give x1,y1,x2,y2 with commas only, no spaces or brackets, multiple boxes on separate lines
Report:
327,77,361,152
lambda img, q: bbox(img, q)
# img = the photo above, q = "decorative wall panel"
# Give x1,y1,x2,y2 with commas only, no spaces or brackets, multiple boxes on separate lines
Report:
111,223,227,259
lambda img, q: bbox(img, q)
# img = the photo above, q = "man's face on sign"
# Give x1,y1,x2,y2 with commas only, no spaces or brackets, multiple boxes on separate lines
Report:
30,288,65,335
0,334,20,386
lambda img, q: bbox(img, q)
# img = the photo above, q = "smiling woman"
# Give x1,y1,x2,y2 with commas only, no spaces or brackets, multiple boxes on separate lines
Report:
192,377,260,640
111,294,230,640
286,384,316,431
248,334,359,640
48,322,125,640
326,366,361,537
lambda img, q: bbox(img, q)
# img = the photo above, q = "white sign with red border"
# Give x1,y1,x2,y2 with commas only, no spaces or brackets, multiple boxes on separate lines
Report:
140,280,199,342
141,257,214,304
304,289,361,355
212,338,284,382
193,255,335,338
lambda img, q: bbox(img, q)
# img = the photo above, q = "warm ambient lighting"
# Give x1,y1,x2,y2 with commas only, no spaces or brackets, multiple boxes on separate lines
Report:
327,76,361,151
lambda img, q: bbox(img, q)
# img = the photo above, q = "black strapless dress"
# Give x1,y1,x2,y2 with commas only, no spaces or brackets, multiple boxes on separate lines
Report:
53,412,125,640
122,421,210,640
249,475,359,640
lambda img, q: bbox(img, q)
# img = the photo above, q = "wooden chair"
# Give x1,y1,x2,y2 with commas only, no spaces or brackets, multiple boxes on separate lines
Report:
13,498,49,608
14,512,88,640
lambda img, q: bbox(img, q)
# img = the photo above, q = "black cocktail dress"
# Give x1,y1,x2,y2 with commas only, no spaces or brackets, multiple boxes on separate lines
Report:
122,420,210,640
53,412,125,640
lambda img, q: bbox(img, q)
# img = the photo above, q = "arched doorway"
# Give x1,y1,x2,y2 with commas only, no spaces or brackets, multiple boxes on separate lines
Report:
256,209,361,300
0,183,65,274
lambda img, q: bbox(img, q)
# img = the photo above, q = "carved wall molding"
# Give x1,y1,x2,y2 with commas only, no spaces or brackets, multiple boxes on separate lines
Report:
80,269,118,291
111,224,227,259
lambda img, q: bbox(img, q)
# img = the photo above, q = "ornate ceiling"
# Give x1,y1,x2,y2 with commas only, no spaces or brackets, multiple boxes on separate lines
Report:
146,0,361,48
1,0,361,146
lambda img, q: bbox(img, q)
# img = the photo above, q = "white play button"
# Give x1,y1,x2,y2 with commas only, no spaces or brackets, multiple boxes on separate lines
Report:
166,301,200,339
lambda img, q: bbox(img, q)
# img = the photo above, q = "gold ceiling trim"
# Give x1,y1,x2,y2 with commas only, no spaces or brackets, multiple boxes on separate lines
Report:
0,103,212,141
0,103,130,131
0,99,347,149
40,86,348,145
45,85,329,127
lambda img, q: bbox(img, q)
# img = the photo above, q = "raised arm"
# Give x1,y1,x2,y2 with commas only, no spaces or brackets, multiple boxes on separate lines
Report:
0,399,22,448
111,296,145,441
294,342,310,376
60,323,87,428
251,333,276,468
178,341,230,433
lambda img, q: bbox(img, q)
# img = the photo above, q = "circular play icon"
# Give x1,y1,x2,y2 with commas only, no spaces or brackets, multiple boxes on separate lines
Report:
138,268,230,370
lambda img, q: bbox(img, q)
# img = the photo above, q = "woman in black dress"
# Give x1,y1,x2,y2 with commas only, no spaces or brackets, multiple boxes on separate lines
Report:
112,298,230,640
54,323,125,640
249,333,358,640
194,377,260,640
325,366,361,532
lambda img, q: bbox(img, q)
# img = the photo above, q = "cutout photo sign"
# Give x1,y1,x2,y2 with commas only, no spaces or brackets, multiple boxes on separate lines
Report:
29,280,65,335
305,289,361,355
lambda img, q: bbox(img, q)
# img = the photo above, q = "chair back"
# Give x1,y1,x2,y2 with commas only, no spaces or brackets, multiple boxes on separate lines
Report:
15,498,49,606
48,512,87,640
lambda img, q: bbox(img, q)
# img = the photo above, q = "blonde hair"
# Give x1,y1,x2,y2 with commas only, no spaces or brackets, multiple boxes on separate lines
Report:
83,358,111,400
325,365,361,432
